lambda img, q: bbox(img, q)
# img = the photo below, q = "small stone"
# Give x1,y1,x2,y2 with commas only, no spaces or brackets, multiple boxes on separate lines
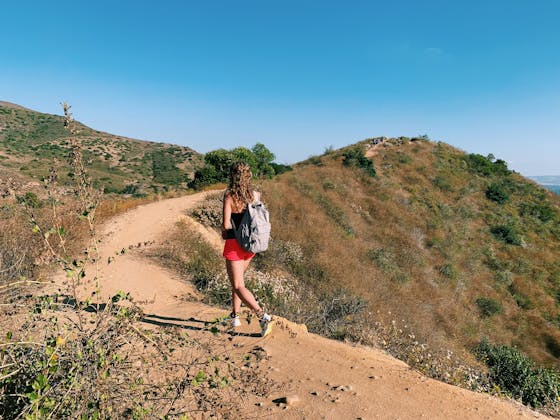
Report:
255,402,263,407
369,375,376,380
310,390,319,396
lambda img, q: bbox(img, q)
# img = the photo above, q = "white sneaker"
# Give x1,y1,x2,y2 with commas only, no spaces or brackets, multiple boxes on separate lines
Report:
259,313,272,337
230,314,241,328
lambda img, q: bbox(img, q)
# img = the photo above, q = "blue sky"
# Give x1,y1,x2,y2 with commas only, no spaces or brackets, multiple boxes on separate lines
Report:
1,1,559,175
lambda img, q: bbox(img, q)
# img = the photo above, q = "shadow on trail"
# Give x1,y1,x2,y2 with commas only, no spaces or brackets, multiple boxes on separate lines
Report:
142,313,262,338
34,293,261,338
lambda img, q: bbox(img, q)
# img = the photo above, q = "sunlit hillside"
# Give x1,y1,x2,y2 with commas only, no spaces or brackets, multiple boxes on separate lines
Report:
0,101,203,195
261,138,560,365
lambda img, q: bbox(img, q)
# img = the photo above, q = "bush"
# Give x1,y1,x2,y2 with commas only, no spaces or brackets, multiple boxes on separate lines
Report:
476,297,502,317
485,183,509,204
189,143,283,189
270,162,292,175
188,164,223,189
438,263,458,280
465,154,510,177
342,147,376,177
520,203,557,223
432,176,454,192
150,150,187,185
490,225,522,246
476,339,560,407
16,192,43,208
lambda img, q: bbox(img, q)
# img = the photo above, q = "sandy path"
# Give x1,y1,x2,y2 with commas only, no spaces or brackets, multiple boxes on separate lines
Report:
78,191,543,419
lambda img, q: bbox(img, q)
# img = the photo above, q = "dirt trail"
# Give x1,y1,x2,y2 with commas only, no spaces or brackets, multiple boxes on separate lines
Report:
76,191,543,419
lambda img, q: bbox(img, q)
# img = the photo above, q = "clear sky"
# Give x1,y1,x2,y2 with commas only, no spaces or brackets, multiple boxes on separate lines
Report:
1,1,559,175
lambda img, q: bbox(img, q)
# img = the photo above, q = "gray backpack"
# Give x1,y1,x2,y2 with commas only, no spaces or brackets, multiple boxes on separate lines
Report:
233,192,271,253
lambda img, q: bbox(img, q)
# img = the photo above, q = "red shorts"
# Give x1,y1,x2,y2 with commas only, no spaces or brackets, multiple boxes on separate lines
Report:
223,239,255,261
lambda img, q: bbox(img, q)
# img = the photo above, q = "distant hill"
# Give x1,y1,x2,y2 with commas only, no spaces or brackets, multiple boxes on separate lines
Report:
0,101,203,195
529,176,560,195
259,137,560,367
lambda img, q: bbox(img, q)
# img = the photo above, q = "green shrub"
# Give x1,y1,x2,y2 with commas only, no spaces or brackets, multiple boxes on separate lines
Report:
270,162,292,175
476,297,502,317
322,180,336,190
150,150,187,185
520,203,557,223
189,143,283,189
432,176,454,192
342,147,376,177
490,225,522,246
16,192,42,208
396,153,411,164
485,183,509,204
189,164,223,189
367,248,410,283
465,154,511,177
368,248,396,272
476,339,560,407
305,155,324,166
438,263,458,279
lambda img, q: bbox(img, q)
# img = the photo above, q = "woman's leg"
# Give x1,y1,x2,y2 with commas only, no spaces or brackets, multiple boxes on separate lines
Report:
226,259,261,314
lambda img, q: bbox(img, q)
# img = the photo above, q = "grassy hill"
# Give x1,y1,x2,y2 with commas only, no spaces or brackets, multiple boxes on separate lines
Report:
255,138,560,367
0,101,203,195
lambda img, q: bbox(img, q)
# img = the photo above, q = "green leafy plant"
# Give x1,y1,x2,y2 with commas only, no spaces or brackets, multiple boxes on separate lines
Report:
476,339,560,408
476,297,502,317
342,146,376,177
490,225,522,246
485,183,509,204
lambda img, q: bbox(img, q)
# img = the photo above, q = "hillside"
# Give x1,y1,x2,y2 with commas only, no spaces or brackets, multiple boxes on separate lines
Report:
252,137,560,370
0,101,203,195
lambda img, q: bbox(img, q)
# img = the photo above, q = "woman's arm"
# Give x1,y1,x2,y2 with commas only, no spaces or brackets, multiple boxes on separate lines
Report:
222,194,233,237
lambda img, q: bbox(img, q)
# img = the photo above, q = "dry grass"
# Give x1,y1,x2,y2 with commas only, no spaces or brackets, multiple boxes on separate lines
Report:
261,140,560,370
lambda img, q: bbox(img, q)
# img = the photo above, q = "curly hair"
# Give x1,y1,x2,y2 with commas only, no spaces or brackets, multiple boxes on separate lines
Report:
227,162,254,211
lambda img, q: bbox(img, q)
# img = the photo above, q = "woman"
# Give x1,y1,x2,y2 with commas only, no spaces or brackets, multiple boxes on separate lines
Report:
222,162,272,337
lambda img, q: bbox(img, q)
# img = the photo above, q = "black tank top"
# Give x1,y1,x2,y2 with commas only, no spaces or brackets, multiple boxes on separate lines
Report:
224,211,245,240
